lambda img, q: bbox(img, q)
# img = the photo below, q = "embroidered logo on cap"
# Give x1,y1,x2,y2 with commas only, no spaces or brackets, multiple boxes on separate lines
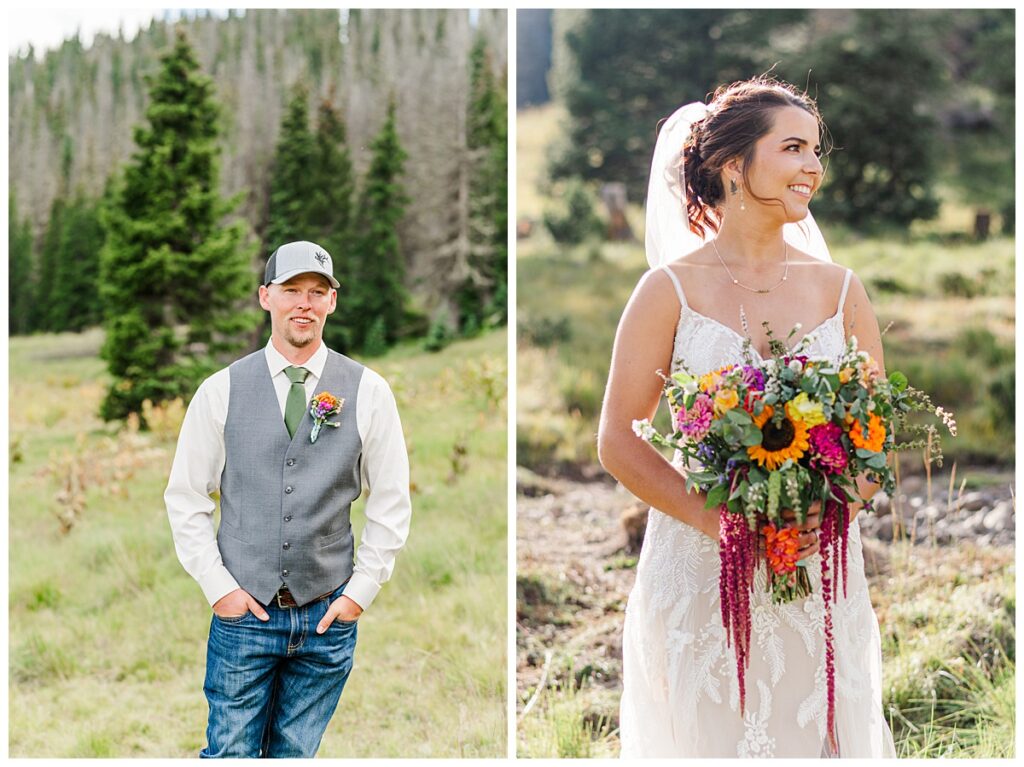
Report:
314,250,328,267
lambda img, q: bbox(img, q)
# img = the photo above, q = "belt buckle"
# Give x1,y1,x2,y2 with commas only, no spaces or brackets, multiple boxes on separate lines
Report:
275,588,295,609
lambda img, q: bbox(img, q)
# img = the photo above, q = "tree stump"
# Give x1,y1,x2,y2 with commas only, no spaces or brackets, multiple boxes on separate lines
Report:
621,501,648,554
600,183,634,241
974,211,991,240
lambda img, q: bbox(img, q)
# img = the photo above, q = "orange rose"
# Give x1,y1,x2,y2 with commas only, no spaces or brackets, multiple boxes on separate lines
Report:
849,413,886,452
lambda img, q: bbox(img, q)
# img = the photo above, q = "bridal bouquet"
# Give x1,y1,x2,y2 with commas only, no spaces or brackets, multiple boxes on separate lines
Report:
633,324,954,744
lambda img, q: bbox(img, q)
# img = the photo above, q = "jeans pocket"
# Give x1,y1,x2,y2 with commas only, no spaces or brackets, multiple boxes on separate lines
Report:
214,610,251,624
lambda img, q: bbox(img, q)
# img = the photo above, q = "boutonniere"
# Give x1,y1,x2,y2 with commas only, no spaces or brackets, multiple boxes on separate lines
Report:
310,391,344,443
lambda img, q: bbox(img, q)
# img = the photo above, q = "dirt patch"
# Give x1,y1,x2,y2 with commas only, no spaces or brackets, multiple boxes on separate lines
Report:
515,465,1015,730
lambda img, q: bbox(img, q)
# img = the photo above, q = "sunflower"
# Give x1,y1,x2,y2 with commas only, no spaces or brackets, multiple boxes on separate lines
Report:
747,404,811,470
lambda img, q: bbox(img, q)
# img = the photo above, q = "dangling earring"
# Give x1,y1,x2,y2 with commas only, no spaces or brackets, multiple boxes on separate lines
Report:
730,177,745,211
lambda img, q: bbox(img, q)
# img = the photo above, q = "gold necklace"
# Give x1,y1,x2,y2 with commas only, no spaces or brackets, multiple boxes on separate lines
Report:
711,239,789,294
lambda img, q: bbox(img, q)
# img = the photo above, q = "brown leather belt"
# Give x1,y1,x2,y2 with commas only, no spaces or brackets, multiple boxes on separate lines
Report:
274,586,335,609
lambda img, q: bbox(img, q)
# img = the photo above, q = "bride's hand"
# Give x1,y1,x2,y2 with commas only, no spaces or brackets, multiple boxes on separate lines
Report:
782,502,821,560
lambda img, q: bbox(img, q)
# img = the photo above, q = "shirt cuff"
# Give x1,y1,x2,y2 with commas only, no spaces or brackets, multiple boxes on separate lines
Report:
343,571,381,611
200,565,241,607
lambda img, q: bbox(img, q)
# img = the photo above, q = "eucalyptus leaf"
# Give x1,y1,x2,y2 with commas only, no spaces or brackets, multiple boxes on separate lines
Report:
889,371,908,393
866,452,887,469
725,408,750,425
705,483,729,509
741,426,763,447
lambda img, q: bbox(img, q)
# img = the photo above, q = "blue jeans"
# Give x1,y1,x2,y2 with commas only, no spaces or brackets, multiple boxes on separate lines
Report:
200,582,357,758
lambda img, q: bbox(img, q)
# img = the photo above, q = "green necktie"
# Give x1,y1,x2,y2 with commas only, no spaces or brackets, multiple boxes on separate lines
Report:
284,366,310,438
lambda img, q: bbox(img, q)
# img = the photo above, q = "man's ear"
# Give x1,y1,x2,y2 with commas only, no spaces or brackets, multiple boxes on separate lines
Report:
258,284,271,311
326,288,338,316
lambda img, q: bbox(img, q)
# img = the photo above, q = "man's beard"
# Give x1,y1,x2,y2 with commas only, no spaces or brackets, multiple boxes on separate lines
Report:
282,322,317,348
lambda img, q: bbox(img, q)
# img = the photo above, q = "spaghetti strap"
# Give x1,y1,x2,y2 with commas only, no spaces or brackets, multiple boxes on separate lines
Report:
837,268,853,313
660,265,688,309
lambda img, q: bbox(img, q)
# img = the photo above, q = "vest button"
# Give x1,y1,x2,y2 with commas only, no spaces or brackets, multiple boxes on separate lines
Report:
285,486,293,494
287,459,296,466
283,542,291,550
282,569,289,577
284,515,292,522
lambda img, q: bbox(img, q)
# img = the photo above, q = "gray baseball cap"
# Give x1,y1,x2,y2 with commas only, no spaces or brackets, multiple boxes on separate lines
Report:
264,240,340,288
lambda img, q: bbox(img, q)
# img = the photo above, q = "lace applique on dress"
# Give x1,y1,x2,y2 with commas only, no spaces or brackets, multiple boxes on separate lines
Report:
618,266,896,758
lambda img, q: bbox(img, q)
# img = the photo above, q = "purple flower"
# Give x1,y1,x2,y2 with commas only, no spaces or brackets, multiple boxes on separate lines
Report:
741,366,765,391
808,422,847,474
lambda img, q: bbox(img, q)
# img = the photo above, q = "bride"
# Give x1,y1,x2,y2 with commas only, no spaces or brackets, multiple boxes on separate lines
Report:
597,76,897,757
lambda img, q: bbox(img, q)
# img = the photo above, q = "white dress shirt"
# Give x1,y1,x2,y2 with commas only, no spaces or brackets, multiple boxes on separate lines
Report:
165,340,411,610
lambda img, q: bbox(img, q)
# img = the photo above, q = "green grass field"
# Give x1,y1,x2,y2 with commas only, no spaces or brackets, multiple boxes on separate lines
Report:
9,327,507,757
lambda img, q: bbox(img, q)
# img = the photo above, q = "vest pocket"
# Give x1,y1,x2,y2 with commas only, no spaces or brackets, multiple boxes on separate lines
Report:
318,528,349,548
218,519,248,543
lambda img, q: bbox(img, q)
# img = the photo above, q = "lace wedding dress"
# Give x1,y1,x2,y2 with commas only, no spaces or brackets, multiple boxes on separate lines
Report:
619,266,896,758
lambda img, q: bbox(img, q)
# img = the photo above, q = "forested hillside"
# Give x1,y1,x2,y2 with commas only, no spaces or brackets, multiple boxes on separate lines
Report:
9,9,507,314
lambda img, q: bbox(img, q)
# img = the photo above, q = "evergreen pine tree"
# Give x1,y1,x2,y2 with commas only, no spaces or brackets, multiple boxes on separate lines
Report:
8,193,36,336
38,197,68,333
550,9,805,201
50,192,104,331
265,85,318,252
309,100,356,352
308,100,355,244
352,99,409,349
460,38,508,331
808,10,943,227
99,30,256,422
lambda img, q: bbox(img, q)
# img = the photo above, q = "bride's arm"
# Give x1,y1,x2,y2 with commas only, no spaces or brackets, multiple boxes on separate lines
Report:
843,270,886,521
597,268,720,540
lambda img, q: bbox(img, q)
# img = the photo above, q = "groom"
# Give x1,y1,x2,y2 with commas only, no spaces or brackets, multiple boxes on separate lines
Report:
165,240,412,757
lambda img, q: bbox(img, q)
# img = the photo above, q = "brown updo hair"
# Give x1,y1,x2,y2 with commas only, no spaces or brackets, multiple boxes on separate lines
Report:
679,75,826,237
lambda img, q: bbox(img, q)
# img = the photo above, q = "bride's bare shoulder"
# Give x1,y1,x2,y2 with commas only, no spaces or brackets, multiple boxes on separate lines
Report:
788,250,854,281
629,265,678,309
665,244,718,268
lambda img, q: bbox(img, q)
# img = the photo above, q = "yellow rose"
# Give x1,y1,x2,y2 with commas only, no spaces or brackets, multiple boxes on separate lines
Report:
785,392,827,427
839,367,854,384
699,371,722,394
714,388,739,416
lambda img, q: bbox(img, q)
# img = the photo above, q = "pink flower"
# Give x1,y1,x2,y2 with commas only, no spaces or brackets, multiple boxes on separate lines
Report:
676,393,714,441
808,422,847,474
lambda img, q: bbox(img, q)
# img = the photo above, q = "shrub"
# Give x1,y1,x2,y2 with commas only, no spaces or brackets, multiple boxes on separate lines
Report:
543,180,603,244
363,316,389,357
519,316,572,348
423,318,453,353
938,272,983,298
870,276,914,295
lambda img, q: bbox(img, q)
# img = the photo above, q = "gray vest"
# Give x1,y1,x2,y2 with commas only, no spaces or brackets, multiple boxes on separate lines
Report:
219,348,364,606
